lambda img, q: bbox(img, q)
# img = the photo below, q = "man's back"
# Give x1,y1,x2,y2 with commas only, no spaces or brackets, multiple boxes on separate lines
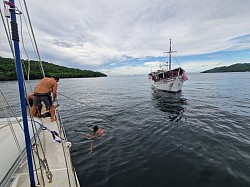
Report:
34,77,57,94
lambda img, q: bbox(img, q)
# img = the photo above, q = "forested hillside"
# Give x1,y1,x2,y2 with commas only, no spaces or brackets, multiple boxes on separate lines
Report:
0,56,107,81
201,63,250,73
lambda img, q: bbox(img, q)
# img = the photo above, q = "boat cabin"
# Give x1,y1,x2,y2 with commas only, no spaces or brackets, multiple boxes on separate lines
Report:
152,67,186,81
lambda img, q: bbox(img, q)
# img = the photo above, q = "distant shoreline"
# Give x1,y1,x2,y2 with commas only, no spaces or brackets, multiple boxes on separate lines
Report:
0,76,107,82
0,56,107,81
201,63,250,73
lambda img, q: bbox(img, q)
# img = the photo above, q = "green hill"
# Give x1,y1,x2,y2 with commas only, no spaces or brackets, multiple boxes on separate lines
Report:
201,63,250,73
0,56,107,81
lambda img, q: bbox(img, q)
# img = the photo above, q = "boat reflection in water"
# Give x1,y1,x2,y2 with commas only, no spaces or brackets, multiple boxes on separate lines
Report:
152,88,187,122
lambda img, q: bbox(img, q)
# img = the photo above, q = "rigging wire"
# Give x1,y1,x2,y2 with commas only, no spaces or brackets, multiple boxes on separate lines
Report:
0,90,21,152
21,0,45,78
19,13,30,79
58,92,90,107
55,98,76,187
1,1,79,185
0,5,15,57
0,89,24,131
1,1,47,184
19,12,33,91
14,3,49,175
17,0,41,92
171,42,182,68
17,0,46,82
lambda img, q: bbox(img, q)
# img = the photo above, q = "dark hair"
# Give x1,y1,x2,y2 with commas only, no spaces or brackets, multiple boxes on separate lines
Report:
93,125,98,134
51,75,59,81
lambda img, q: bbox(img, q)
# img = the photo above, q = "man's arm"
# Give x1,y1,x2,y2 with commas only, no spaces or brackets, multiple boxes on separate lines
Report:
52,82,58,101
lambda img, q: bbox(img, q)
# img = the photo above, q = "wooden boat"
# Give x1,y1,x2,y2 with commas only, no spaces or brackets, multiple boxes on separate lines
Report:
151,39,188,92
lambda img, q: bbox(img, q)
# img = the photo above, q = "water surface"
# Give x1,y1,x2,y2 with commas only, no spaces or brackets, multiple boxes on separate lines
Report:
1,72,250,187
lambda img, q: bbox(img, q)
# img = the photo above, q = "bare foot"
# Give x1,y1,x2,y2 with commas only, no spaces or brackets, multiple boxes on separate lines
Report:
51,117,56,122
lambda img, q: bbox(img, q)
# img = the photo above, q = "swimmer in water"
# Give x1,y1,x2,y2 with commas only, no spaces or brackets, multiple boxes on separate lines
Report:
87,125,105,154
93,125,105,136
86,125,105,139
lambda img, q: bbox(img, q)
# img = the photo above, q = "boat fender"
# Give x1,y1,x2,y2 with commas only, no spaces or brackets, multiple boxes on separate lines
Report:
46,170,53,183
66,141,72,148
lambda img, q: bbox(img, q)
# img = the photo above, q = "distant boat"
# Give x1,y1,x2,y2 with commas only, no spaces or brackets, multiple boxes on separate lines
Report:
151,39,188,92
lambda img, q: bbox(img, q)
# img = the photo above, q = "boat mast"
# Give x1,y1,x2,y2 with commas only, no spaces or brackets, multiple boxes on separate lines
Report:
169,39,172,71
166,38,177,71
9,0,36,186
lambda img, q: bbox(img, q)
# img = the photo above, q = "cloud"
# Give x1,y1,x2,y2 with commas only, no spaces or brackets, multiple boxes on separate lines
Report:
1,0,250,75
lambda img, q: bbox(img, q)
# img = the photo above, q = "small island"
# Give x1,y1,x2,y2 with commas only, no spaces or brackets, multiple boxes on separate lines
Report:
201,63,250,73
0,56,107,81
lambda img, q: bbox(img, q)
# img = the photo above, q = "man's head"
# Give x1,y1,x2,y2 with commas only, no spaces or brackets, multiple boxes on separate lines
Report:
51,75,59,82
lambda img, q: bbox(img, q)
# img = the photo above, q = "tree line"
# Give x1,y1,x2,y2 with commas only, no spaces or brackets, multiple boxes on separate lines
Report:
0,56,107,81
201,63,250,73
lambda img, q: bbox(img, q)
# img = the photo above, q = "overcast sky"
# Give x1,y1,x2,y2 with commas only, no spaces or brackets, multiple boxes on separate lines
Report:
1,0,250,75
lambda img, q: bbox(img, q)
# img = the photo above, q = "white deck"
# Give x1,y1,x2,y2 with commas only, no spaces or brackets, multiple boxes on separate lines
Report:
0,116,80,187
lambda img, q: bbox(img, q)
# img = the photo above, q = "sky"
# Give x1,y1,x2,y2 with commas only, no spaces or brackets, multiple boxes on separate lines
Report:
1,0,250,75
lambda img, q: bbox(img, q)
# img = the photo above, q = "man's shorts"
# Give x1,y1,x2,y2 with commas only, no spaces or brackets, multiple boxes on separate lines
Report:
33,93,52,110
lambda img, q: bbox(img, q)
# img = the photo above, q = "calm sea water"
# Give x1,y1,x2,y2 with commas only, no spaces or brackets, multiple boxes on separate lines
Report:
1,72,250,187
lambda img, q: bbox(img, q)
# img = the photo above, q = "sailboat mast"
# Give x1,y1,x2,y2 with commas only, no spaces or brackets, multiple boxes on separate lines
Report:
169,39,172,71
9,0,36,186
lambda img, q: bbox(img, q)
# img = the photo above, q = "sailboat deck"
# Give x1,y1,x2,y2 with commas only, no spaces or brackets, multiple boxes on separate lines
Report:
0,116,79,187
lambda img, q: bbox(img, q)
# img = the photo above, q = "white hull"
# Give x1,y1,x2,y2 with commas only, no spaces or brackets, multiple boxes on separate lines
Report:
152,76,184,92
150,39,187,92
0,116,80,187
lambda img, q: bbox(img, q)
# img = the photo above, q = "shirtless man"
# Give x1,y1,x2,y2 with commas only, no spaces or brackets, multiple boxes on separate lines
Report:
32,76,59,122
